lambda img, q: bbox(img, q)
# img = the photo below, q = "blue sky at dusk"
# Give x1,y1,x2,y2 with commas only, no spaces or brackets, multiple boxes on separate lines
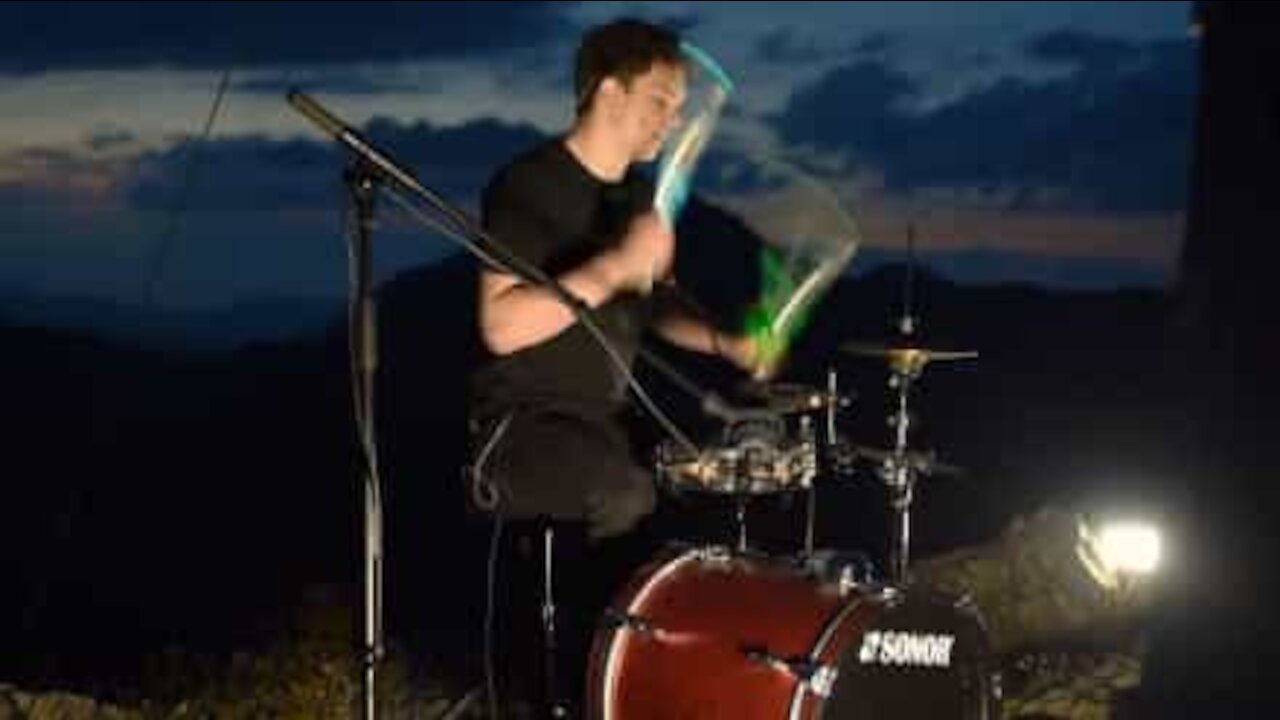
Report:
0,1,1197,311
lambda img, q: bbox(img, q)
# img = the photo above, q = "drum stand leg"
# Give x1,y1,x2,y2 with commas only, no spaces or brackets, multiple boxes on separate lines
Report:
885,368,917,585
889,480,913,584
734,497,749,552
540,525,569,718
804,484,817,557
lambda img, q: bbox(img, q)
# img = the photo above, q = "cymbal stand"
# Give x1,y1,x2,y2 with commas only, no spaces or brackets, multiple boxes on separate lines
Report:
882,361,922,584
803,369,843,557
734,496,749,552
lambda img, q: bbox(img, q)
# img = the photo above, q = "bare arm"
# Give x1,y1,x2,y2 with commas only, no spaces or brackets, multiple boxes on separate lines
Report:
478,259,617,356
652,306,769,377
479,211,674,355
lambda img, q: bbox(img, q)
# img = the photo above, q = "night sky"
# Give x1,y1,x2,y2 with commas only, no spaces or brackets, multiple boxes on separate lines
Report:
1,1,1195,317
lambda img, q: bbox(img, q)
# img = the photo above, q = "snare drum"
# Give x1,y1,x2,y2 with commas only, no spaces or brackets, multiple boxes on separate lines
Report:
656,410,818,495
656,439,816,495
587,547,996,719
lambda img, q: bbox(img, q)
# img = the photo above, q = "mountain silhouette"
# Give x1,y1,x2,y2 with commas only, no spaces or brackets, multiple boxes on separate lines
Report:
1,214,1183,695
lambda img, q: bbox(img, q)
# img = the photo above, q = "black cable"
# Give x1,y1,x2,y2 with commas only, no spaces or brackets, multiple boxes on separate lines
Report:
379,186,703,456
140,68,233,309
484,510,505,720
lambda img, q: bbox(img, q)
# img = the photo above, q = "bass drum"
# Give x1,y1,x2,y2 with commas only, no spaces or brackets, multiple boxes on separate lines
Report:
587,547,997,719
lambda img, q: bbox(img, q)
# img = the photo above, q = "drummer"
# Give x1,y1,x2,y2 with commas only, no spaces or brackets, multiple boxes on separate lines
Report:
465,17,770,716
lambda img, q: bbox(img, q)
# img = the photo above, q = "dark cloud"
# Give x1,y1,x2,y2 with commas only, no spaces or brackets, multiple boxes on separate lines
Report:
0,117,549,305
0,145,132,207
754,29,827,66
236,71,431,97
855,246,1166,290
0,1,578,74
1027,29,1141,72
124,116,547,214
755,29,895,67
774,32,1197,213
774,61,917,155
86,128,138,152
849,32,895,56
652,12,705,37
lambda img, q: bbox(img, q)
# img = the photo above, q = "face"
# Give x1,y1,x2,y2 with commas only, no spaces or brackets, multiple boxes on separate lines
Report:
608,62,688,163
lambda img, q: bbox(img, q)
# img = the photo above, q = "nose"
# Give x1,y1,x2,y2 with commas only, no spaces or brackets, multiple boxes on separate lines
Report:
663,108,686,135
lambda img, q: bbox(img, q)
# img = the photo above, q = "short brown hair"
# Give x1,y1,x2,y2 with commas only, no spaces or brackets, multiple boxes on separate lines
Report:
573,18,684,116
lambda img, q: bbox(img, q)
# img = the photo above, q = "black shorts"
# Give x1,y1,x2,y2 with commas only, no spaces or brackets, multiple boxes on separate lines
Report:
473,407,656,539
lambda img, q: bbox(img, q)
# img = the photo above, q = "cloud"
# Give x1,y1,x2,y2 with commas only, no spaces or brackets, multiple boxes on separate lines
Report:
0,1,578,74
753,29,829,66
124,116,548,215
0,145,131,205
235,70,432,97
773,32,1198,213
2,117,550,307
854,245,1167,290
86,128,139,152
773,61,917,156
850,32,895,56
1026,29,1141,72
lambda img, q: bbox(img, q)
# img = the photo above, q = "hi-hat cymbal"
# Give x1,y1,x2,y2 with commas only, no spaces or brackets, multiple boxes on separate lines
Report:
839,340,977,375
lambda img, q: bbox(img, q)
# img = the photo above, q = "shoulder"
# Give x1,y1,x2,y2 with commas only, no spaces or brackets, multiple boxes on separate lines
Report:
484,139,568,203
622,168,657,212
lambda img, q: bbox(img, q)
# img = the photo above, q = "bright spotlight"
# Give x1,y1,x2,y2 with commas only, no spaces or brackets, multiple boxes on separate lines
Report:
1096,522,1162,575
1076,518,1163,590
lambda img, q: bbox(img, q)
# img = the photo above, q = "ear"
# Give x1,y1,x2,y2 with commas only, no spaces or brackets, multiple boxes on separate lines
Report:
597,76,625,104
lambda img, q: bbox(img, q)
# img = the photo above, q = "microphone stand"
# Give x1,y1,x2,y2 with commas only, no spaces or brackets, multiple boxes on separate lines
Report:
285,91,744,719
344,159,383,720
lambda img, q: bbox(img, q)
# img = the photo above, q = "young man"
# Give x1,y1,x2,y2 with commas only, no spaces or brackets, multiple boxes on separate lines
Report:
466,17,765,717
470,18,761,539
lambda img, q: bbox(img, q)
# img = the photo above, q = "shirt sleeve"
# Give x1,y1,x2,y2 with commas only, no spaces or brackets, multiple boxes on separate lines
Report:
480,165,556,273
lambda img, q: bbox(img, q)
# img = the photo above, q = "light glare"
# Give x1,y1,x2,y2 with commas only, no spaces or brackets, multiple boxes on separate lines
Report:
1095,522,1162,576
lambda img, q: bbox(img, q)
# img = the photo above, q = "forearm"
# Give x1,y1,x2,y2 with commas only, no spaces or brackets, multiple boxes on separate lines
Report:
653,311,723,356
479,255,621,355
654,311,771,376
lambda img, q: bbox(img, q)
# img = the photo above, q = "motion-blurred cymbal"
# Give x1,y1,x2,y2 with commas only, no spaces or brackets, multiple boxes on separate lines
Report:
735,381,848,415
839,341,977,375
852,445,965,477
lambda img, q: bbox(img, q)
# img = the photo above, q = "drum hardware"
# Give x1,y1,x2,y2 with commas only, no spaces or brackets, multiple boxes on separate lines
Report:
838,337,977,584
601,608,656,636
539,524,571,718
795,548,877,595
855,445,965,478
840,342,979,378
691,543,736,564
742,646,840,696
655,405,819,551
736,380,853,416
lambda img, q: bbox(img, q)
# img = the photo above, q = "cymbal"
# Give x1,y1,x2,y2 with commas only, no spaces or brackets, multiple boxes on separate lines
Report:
851,445,965,477
839,340,977,375
735,381,845,414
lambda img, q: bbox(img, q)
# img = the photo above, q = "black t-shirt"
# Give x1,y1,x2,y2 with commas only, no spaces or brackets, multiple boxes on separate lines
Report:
469,139,655,420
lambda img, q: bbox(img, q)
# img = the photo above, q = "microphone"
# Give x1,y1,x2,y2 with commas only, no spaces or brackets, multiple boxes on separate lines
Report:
286,90,423,196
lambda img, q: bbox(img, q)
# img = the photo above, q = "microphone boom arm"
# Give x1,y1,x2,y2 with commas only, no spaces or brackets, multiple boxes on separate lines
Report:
286,91,735,445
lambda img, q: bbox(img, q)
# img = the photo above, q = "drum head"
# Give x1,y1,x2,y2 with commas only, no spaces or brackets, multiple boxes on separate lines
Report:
820,590,995,719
